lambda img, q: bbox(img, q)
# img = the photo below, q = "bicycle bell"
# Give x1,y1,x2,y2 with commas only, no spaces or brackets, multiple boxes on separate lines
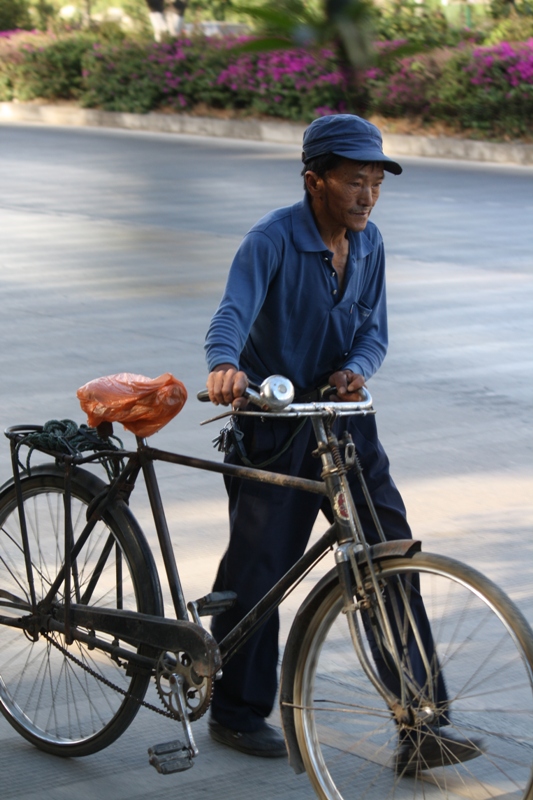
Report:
255,375,295,411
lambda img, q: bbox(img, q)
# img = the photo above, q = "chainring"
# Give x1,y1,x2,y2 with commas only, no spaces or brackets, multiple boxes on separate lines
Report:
155,650,213,721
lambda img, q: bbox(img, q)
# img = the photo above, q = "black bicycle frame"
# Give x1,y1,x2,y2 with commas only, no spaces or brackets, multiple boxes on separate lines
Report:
5,412,415,711
5,426,343,673
8,418,406,692
136,439,341,665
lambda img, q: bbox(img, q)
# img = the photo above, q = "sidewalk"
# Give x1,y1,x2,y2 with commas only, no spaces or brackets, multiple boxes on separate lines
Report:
1,110,532,800
1,100,533,167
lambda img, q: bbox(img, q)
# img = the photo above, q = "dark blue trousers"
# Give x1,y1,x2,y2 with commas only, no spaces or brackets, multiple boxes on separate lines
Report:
211,413,447,732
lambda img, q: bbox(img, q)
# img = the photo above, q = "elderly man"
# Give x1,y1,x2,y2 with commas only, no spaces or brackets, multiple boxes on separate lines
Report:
204,115,480,771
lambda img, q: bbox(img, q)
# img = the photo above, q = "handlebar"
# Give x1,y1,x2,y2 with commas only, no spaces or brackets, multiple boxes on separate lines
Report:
197,375,373,417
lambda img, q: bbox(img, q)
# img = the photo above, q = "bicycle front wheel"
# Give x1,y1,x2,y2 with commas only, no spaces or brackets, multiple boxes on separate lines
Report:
0,465,163,756
290,552,533,800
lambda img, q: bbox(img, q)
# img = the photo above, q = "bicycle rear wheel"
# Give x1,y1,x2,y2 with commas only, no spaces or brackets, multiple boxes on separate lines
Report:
288,552,533,799
0,465,163,756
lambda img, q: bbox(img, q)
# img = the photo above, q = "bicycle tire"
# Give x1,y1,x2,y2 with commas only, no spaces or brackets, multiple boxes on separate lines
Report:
287,552,533,799
0,464,164,757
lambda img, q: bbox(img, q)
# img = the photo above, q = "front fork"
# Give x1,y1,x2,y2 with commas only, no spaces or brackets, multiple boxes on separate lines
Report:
310,416,434,725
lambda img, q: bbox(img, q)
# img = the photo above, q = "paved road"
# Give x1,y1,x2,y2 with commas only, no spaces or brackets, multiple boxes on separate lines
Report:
0,123,532,800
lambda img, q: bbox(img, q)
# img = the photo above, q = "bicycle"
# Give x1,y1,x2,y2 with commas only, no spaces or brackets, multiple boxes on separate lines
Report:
0,373,532,800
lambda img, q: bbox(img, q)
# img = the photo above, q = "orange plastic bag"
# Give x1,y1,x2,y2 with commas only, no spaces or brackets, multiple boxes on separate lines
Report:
77,372,187,438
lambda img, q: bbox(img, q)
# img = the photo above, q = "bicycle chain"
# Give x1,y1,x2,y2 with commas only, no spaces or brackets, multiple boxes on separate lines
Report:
43,632,176,720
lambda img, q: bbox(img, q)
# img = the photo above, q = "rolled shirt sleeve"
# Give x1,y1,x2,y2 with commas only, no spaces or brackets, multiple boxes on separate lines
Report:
205,231,281,373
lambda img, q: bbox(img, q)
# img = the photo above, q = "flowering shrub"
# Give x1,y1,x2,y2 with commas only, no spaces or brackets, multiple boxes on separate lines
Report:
81,38,239,113
213,48,350,120
366,53,445,117
81,38,357,118
148,37,239,111
433,39,533,135
2,30,533,137
354,39,533,136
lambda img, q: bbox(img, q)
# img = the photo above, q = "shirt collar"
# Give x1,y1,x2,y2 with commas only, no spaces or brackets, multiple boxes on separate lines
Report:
291,193,376,259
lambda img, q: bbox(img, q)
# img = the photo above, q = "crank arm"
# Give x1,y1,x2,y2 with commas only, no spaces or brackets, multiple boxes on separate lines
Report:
170,673,199,756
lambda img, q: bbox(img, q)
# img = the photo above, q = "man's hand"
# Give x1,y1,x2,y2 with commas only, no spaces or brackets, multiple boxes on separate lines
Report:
328,370,365,402
207,364,249,408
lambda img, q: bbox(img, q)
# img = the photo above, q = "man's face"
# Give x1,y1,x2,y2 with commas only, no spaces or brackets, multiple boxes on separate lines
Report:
312,161,385,233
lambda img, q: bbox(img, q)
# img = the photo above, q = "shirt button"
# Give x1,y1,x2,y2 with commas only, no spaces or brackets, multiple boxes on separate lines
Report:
332,289,338,295
331,272,336,277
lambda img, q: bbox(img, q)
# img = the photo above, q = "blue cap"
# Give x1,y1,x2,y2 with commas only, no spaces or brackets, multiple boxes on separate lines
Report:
302,114,402,175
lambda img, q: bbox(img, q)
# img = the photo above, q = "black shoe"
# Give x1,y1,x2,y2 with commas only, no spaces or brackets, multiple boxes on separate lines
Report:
396,725,484,775
208,719,287,758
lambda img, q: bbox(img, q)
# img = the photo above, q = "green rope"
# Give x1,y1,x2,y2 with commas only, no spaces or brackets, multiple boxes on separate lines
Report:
15,420,125,480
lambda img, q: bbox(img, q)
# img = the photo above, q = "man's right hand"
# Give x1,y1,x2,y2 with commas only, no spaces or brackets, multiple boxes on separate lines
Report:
207,364,249,408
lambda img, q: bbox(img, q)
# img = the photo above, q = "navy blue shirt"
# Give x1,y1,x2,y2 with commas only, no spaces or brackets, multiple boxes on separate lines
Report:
205,193,388,394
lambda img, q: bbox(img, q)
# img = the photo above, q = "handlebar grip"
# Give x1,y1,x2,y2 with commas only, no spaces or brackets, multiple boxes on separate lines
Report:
197,382,262,404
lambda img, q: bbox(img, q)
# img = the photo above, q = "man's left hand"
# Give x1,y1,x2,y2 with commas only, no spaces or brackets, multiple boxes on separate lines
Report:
328,370,365,402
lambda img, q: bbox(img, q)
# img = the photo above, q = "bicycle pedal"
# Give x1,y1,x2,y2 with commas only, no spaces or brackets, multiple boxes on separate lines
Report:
148,740,194,774
189,590,237,618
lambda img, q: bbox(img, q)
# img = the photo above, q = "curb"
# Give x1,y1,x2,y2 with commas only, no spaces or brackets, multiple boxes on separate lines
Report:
2,101,533,167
